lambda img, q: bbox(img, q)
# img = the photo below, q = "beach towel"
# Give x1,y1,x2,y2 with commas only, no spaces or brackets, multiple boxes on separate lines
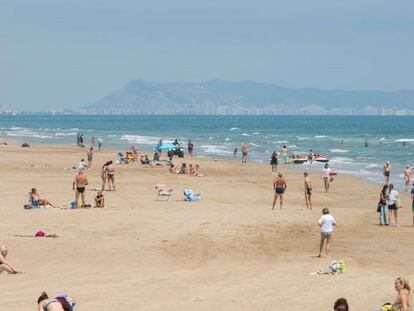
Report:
155,184,173,201
183,189,201,201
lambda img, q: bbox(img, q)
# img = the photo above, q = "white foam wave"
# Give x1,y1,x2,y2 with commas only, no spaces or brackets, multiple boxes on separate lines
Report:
330,149,349,153
277,140,289,143
242,133,250,136
250,143,260,147
55,132,76,136
200,145,232,155
315,135,327,138
395,138,414,142
230,127,240,131
252,132,260,135
330,157,355,165
297,136,310,141
121,135,158,145
225,138,231,141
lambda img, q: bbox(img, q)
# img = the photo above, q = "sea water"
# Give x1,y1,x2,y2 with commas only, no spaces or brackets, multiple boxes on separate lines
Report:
1,115,413,188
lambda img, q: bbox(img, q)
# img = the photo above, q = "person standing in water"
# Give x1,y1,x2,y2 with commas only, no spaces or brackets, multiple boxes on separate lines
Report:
403,165,412,191
272,173,287,209
383,161,392,184
318,208,336,257
188,139,194,157
270,151,278,173
364,139,369,147
304,172,313,210
91,136,96,147
233,148,238,158
241,143,249,163
97,137,103,151
307,149,314,167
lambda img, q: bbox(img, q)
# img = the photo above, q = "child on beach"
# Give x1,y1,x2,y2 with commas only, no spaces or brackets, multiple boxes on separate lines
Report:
94,191,104,208
318,208,336,257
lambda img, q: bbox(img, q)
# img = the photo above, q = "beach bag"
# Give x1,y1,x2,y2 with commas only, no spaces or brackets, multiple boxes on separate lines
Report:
377,203,381,213
396,198,402,208
56,295,76,311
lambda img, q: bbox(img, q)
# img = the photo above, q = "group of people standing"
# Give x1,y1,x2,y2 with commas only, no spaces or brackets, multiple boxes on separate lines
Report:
76,133,102,151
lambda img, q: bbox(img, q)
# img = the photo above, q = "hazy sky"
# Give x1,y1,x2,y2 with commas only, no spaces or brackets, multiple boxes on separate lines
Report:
1,0,414,110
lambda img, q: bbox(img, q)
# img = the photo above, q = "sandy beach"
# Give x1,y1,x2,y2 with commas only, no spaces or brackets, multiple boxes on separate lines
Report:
0,143,413,310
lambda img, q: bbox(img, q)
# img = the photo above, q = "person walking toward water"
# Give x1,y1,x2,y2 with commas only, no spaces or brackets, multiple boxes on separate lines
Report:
383,161,392,184
304,172,313,210
308,149,314,167
97,137,103,151
73,169,88,207
280,145,289,164
188,139,194,157
387,184,399,226
241,143,249,163
233,148,238,157
318,208,336,257
403,165,412,191
272,173,287,209
322,163,332,192
270,151,278,173
91,136,96,147
378,184,389,226
87,147,93,168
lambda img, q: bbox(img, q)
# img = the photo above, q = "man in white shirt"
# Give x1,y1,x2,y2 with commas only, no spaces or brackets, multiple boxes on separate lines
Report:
387,183,399,226
318,208,336,257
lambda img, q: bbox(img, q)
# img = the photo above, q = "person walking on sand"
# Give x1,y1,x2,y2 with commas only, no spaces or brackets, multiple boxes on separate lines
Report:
411,182,414,226
241,143,249,163
91,136,96,147
101,161,111,191
272,173,287,209
378,184,389,226
0,245,18,274
304,172,313,210
322,163,332,192
105,161,116,191
87,147,93,168
384,161,392,184
308,149,314,167
318,208,336,257
73,170,88,207
403,165,412,191
387,183,399,226
270,151,278,173
97,137,103,151
188,139,194,157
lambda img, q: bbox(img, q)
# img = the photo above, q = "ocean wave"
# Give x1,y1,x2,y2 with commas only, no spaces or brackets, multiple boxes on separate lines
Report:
297,136,310,141
225,138,231,141
229,127,240,131
252,132,260,135
330,157,355,164
55,132,76,136
276,140,289,143
120,135,158,145
315,135,327,138
330,149,349,153
200,145,232,155
250,143,261,147
395,138,414,142
242,133,250,136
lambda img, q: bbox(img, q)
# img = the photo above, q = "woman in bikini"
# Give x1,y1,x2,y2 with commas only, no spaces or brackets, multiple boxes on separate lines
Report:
392,277,410,311
37,292,74,311
105,161,116,191
101,161,111,191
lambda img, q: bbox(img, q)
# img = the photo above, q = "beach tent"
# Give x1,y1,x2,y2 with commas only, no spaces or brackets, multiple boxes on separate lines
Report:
154,143,175,151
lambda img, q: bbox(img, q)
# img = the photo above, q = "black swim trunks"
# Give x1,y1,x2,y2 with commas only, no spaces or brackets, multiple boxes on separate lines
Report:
275,187,285,194
76,187,85,193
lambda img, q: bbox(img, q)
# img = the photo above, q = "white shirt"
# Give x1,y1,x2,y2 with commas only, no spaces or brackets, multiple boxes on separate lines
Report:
318,214,336,233
78,161,87,170
322,168,332,178
388,189,399,205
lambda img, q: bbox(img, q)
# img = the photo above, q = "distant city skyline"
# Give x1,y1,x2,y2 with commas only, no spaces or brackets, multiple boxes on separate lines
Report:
2,0,414,111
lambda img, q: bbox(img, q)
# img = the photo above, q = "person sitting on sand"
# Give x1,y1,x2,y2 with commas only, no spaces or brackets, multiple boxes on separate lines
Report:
29,188,55,208
37,292,74,311
272,173,287,210
94,191,104,208
0,245,18,275
333,298,349,311
178,163,187,175
153,152,160,162
188,164,195,176
86,147,93,168
304,172,313,210
391,277,410,311
194,164,204,177
73,169,88,207
318,208,336,257
78,159,87,171
169,163,177,173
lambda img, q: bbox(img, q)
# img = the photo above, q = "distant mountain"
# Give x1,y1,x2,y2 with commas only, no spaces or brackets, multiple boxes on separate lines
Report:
85,80,414,115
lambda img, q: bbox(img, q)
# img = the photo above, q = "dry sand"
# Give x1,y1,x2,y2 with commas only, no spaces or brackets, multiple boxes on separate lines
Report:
0,143,413,310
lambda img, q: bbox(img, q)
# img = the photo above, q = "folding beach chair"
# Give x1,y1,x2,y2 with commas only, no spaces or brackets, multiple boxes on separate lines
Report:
183,189,201,202
155,184,173,201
